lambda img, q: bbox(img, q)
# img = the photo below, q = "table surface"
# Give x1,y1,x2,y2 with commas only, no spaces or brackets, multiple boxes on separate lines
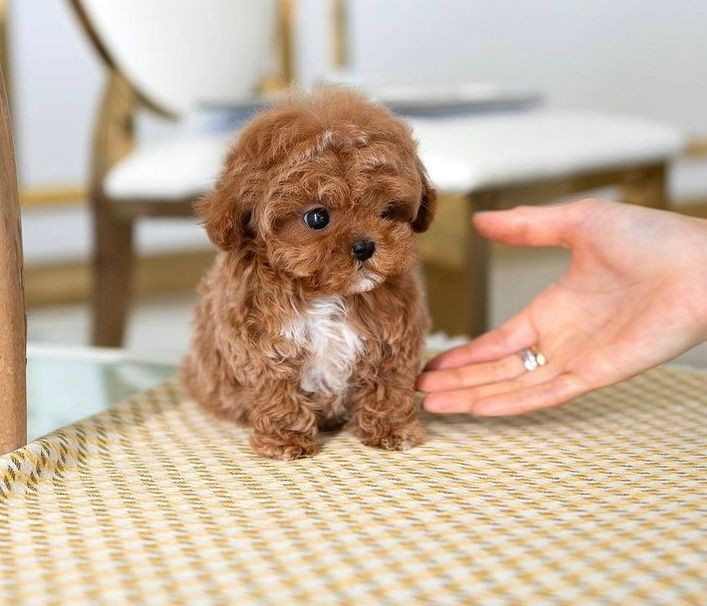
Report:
3,365,705,604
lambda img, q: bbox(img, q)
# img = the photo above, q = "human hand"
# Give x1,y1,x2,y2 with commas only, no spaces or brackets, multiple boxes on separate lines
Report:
417,198,707,415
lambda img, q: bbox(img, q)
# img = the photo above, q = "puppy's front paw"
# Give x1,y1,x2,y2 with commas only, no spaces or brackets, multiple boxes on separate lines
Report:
360,421,425,452
250,431,319,461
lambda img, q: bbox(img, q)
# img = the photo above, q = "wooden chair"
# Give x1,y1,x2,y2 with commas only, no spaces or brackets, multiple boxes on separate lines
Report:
68,0,291,347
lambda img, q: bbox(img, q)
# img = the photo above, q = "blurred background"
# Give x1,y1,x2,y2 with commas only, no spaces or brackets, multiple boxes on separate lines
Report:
3,0,707,434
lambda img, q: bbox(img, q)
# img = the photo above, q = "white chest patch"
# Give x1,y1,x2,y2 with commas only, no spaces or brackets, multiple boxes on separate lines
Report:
281,296,363,395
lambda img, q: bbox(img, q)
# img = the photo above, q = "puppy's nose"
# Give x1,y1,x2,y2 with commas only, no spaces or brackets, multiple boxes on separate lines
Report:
351,239,375,262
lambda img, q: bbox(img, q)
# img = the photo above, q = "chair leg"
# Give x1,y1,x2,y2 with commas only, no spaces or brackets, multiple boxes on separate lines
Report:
91,204,135,347
619,163,668,210
464,192,493,337
422,191,493,338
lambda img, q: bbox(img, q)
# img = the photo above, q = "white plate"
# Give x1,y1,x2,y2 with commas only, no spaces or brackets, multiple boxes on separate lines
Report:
366,83,542,115
196,83,543,123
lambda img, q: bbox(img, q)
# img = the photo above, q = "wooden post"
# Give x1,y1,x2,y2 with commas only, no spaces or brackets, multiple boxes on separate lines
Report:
420,190,494,338
464,191,494,337
619,163,668,210
90,70,137,347
0,67,27,455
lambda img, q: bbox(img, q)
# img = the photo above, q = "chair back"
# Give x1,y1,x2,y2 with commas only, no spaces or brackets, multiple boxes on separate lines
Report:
0,68,27,455
71,0,281,116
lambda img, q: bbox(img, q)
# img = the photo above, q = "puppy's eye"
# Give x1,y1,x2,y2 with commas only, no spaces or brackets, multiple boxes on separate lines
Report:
379,203,408,222
303,207,330,230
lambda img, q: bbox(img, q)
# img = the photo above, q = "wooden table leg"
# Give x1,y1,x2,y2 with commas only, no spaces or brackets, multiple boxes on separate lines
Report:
89,71,136,347
464,191,494,337
421,190,493,337
619,163,668,210
91,204,135,347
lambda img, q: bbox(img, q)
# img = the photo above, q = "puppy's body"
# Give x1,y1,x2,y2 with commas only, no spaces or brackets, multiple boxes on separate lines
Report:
182,88,436,460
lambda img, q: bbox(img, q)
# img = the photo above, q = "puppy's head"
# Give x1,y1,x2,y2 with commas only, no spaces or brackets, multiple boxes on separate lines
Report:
197,87,436,295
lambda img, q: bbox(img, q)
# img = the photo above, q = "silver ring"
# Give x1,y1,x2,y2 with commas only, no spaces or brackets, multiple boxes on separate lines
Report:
519,347,547,372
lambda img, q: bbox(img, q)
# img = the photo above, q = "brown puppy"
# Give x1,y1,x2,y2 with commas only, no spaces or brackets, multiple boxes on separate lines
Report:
182,88,437,460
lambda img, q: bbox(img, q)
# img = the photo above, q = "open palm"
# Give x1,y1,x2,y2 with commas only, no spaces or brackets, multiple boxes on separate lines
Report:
418,198,707,415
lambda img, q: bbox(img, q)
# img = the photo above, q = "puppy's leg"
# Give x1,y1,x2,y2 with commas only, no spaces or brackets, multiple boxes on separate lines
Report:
347,365,424,451
248,381,319,460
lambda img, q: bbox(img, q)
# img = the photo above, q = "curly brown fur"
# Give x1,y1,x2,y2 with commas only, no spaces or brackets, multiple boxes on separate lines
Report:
182,87,437,460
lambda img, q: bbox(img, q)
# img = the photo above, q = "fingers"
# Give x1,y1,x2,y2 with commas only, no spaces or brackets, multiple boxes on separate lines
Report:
470,374,586,416
425,200,596,373
424,311,537,371
422,364,557,413
422,371,585,416
473,200,592,248
417,354,525,392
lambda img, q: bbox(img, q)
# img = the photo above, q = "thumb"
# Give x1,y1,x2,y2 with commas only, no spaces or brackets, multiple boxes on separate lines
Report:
473,201,586,248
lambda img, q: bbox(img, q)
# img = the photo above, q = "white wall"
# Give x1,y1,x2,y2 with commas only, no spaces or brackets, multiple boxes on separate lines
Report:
9,0,101,186
303,0,707,133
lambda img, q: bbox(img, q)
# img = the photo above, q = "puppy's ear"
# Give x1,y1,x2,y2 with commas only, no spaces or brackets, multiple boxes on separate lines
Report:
195,180,254,251
195,105,302,250
411,159,438,233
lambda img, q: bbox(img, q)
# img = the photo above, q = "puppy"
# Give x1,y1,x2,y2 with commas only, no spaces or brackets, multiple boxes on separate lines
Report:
182,88,437,460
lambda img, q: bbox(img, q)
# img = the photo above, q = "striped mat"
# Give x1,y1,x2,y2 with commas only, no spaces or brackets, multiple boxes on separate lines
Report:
1,366,705,605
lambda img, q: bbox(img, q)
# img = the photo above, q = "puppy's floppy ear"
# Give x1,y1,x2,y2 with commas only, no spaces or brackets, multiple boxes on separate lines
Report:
194,137,259,251
194,103,305,250
411,158,438,233
195,179,254,251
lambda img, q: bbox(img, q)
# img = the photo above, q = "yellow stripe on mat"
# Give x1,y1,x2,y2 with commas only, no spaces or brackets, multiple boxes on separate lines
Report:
1,366,705,604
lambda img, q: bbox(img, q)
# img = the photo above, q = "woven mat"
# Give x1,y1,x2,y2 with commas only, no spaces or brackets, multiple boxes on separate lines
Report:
1,366,705,605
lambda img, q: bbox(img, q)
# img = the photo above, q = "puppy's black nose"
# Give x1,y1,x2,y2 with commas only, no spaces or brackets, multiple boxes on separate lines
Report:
351,239,375,262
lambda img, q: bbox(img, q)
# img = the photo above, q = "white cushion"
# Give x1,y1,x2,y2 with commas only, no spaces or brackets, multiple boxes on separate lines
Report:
412,110,684,193
104,133,233,200
105,111,684,201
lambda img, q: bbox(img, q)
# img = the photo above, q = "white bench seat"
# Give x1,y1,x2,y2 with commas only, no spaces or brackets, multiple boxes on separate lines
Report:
104,110,684,201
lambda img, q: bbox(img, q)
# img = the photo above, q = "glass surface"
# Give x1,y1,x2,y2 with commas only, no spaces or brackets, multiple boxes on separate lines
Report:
28,346,177,441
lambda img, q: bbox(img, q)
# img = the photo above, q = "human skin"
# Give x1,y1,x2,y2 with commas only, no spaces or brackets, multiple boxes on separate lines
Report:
417,197,707,416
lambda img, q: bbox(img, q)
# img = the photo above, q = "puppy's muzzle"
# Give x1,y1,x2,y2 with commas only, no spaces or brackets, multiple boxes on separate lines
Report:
351,239,375,262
